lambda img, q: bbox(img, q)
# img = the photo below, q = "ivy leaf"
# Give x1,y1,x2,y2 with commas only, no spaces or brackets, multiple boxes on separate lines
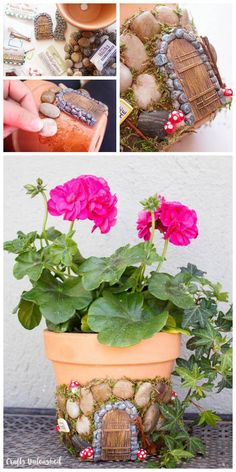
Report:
149,272,195,309
175,364,205,391
159,399,185,431
211,282,229,302
43,235,78,267
175,355,195,372
219,348,232,374
13,250,43,281
87,292,168,347
169,449,193,461
4,231,38,254
17,299,42,330
186,436,205,455
179,263,206,277
216,306,232,332
22,271,92,324
217,375,232,392
45,227,62,241
183,299,217,328
197,410,221,427
79,243,161,290
187,323,223,354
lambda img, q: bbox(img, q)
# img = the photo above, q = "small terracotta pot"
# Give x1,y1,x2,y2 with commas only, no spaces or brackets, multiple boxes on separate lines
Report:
57,3,116,30
9,80,107,152
44,330,181,384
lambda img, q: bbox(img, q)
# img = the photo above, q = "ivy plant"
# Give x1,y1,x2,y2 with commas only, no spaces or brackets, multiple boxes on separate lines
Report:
4,178,232,467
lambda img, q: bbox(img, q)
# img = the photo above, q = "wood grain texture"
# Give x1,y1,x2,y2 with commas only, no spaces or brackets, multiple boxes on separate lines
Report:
101,410,131,461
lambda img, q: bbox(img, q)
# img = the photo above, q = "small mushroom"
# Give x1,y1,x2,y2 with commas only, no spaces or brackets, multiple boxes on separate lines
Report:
80,447,94,460
171,390,178,401
137,449,148,461
169,110,185,124
223,88,233,103
164,120,176,134
69,380,80,393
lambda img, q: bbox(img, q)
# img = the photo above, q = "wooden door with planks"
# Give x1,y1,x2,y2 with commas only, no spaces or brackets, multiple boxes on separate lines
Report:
101,410,131,461
167,38,221,122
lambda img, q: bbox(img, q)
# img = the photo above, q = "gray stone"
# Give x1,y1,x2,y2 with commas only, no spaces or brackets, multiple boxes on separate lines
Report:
179,93,188,104
91,383,112,403
39,118,57,137
133,73,161,110
131,11,161,41
66,399,80,419
181,102,192,114
174,79,183,90
205,62,212,70
159,41,168,53
210,76,217,83
124,400,134,408
184,112,195,126
172,100,180,110
134,382,153,407
113,380,134,399
80,388,94,415
120,33,148,72
117,402,126,409
98,408,106,417
165,62,175,73
175,28,184,38
169,72,177,80
155,53,168,67
183,32,195,42
171,90,181,100
192,41,201,49
39,103,60,119
105,404,112,411
143,404,160,433
159,66,168,77
130,425,136,432
120,63,133,93
218,89,224,97
166,78,174,90
76,415,90,435
198,46,204,54
200,54,208,63
162,33,175,43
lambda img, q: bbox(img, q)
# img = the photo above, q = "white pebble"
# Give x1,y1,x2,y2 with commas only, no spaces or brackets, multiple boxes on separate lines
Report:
81,4,88,11
39,118,57,137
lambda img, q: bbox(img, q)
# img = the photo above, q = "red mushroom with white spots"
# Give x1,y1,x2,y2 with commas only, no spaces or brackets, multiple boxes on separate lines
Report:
169,110,185,126
137,449,148,461
171,390,178,401
69,380,80,393
164,120,176,135
223,88,233,103
80,447,94,460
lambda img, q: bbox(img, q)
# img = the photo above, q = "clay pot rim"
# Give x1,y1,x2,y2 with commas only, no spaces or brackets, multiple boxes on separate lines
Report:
56,3,117,31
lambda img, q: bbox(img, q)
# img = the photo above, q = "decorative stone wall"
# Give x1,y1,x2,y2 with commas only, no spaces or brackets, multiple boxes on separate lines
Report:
55,376,173,460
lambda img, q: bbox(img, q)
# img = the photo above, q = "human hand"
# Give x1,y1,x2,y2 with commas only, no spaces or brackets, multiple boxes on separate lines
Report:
4,80,43,138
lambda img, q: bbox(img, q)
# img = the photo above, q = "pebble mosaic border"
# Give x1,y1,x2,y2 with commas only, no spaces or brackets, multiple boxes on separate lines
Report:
155,28,225,125
56,88,108,126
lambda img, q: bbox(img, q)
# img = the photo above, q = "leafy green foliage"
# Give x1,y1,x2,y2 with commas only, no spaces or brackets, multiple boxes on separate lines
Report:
43,235,78,267
179,263,206,277
18,299,42,330
4,231,38,254
197,410,221,427
13,251,44,282
88,292,168,346
183,299,217,328
149,272,195,309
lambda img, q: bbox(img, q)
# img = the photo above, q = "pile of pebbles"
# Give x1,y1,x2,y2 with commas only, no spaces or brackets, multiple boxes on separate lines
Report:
38,84,91,137
64,29,116,76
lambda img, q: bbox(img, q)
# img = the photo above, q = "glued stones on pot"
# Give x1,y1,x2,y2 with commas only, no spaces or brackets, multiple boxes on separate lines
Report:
155,53,168,67
138,110,170,139
113,380,134,399
178,93,188,104
180,102,192,114
173,79,183,91
134,382,153,407
76,415,91,435
155,6,179,27
91,383,112,403
120,63,133,93
143,404,160,433
159,41,168,54
66,399,80,419
41,90,55,104
130,11,161,42
39,103,60,119
120,33,148,72
71,434,90,451
175,28,184,39
155,381,172,403
133,74,161,110
80,388,94,415
56,394,66,411
184,113,195,126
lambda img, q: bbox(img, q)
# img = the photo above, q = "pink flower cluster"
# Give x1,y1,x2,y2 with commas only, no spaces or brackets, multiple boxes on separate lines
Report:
137,197,198,246
48,175,117,234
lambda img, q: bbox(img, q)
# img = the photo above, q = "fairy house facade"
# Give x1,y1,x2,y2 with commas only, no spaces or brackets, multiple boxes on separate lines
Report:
55,377,173,461
120,4,231,151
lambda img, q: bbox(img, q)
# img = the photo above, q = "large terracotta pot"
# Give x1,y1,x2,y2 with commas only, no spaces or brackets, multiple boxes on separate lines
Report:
57,3,116,30
9,80,107,152
44,330,181,384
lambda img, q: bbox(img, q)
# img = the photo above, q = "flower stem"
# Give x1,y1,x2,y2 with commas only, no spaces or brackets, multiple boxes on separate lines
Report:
41,191,49,245
67,221,75,236
149,210,156,247
157,238,169,272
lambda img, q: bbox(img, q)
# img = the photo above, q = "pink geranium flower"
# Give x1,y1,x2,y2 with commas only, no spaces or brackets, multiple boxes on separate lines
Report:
136,197,198,246
48,175,117,234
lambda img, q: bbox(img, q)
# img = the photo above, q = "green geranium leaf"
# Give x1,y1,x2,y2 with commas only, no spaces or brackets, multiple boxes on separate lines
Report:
43,235,78,267
87,292,168,347
179,263,206,277
13,250,43,281
197,410,221,427
149,272,195,309
22,271,92,324
79,243,161,291
45,227,62,241
46,319,72,332
17,299,42,330
183,299,217,328
4,231,38,254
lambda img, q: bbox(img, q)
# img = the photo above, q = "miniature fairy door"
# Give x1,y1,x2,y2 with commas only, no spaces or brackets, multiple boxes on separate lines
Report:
34,14,53,40
101,410,131,461
167,38,222,122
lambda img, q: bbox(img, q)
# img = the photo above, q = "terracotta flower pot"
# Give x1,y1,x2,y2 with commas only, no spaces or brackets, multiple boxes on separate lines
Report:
57,3,116,30
9,80,107,152
44,330,181,384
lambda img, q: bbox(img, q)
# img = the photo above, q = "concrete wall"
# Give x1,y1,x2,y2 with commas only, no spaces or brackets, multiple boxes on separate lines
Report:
4,154,232,412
